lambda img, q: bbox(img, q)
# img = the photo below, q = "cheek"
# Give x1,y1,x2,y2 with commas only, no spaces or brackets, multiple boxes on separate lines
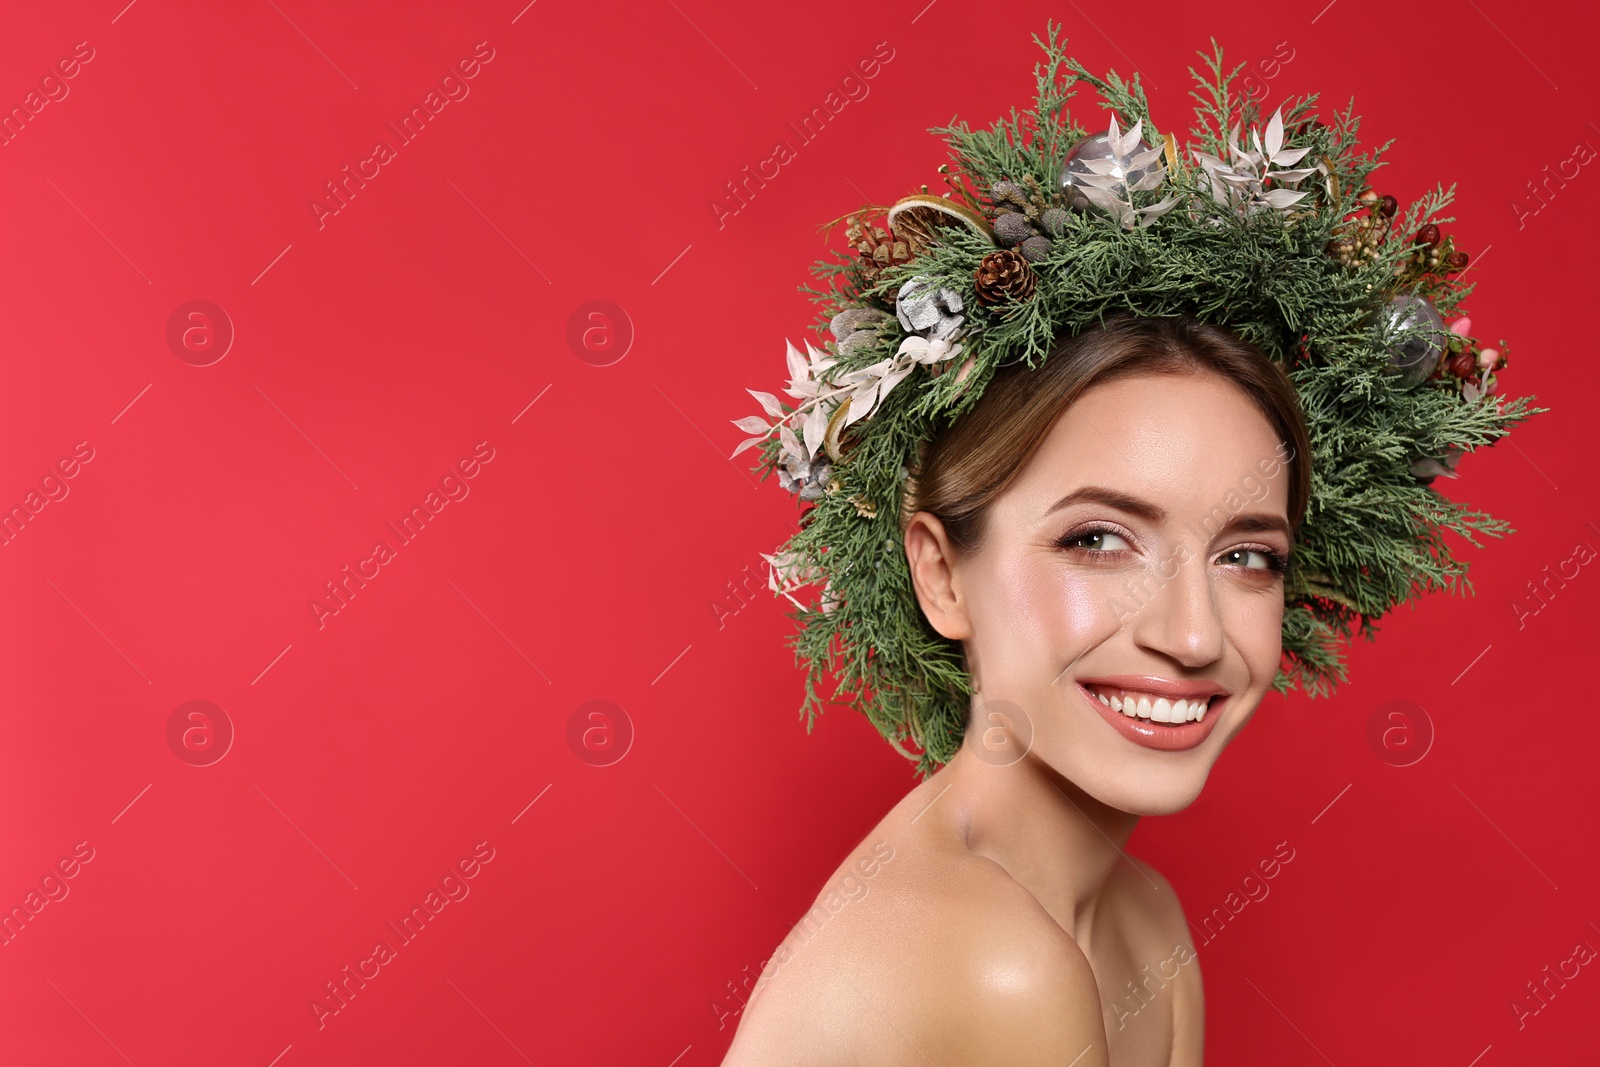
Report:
976,555,1126,667
1218,586,1285,675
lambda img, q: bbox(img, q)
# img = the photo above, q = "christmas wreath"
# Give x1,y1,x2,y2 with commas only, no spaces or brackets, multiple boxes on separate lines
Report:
730,25,1544,776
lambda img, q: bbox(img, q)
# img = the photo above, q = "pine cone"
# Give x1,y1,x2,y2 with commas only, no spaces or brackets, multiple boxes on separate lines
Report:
974,249,1036,306
846,214,913,283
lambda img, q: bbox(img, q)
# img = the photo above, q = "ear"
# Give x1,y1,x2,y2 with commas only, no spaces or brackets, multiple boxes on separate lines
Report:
904,510,973,641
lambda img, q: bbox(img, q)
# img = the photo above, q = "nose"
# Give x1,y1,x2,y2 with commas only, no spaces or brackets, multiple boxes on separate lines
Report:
1127,549,1225,668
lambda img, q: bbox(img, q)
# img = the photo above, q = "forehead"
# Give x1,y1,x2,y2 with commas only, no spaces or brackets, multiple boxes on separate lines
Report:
1008,370,1290,517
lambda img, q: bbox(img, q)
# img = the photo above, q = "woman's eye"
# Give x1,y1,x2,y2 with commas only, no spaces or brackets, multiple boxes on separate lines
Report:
1218,547,1279,571
1062,529,1131,552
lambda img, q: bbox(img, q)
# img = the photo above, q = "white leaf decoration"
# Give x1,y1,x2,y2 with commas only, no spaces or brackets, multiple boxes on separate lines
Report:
1138,196,1180,225
850,377,881,417
1118,117,1144,157
1271,145,1313,167
778,422,802,459
1081,185,1125,214
1260,188,1308,208
1126,144,1165,171
747,389,783,417
898,335,959,366
1270,167,1318,184
802,403,828,458
784,340,806,383
1079,156,1127,177
879,362,917,398
1129,168,1166,193
732,414,770,434
844,392,874,427
840,357,894,385
1264,109,1284,159
729,435,764,459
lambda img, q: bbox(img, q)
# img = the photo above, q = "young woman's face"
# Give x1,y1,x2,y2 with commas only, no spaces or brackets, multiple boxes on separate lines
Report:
909,369,1295,815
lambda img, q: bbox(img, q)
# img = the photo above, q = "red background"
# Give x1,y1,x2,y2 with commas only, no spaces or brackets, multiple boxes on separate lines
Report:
0,0,1594,1063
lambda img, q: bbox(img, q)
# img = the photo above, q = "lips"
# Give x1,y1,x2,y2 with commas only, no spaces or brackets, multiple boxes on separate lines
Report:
1075,678,1228,752
1075,674,1230,701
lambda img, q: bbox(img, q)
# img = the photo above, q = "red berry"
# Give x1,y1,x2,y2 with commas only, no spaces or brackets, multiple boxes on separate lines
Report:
1448,251,1470,270
1447,351,1476,378
1379,195,1398,217
1414,224,1441,247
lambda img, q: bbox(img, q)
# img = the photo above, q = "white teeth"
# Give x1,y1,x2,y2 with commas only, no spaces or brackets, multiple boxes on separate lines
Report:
1088,685,1216,724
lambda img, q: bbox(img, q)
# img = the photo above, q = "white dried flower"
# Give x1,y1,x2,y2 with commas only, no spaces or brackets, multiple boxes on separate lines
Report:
1191,108,1317,219
1071,115,1179,230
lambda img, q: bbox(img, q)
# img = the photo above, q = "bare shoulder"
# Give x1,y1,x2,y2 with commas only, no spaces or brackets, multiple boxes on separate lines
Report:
723,827,1109,1066
900,852,1112,1065
1109,856,1205,1066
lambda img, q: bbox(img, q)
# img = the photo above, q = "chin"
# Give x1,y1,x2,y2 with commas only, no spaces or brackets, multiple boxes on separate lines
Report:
1035,689,1263,817
1045,750,1214,816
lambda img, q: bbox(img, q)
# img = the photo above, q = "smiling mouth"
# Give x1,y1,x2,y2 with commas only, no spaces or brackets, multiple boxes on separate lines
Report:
1083,684,1215,725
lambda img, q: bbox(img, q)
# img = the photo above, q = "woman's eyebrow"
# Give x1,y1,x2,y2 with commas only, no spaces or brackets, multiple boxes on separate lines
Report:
1042,485,1166,522
1220,513,1293,539
1043,484,1292,539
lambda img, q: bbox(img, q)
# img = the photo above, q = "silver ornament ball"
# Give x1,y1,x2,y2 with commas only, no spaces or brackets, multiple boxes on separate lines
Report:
1380,294,1447,386
1060,132,1161,211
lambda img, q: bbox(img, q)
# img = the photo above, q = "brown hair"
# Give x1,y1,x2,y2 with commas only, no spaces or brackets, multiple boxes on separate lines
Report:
901,312,1313,555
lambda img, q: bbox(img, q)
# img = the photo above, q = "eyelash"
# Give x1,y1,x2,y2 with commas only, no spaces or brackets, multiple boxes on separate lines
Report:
1053,523,1290,574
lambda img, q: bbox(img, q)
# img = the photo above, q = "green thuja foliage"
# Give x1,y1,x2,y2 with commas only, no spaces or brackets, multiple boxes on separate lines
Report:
745,23,1544,777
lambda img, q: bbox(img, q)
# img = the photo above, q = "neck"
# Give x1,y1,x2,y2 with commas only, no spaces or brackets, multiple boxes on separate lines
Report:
941,741,1141,951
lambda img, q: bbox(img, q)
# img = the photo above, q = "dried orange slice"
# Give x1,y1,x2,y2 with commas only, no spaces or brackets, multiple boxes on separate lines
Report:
886,194,993,253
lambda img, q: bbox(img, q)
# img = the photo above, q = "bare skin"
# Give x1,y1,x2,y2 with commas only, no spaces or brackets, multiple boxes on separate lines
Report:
722,370,1293,1066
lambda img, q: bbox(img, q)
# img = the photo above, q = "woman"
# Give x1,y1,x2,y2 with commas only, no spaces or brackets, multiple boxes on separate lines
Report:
721,314,1309,1066
721,28,1532,1065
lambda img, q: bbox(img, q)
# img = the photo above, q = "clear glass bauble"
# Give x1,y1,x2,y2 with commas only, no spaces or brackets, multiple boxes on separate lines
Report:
1380,293,1447,386
1059,133,1160,211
